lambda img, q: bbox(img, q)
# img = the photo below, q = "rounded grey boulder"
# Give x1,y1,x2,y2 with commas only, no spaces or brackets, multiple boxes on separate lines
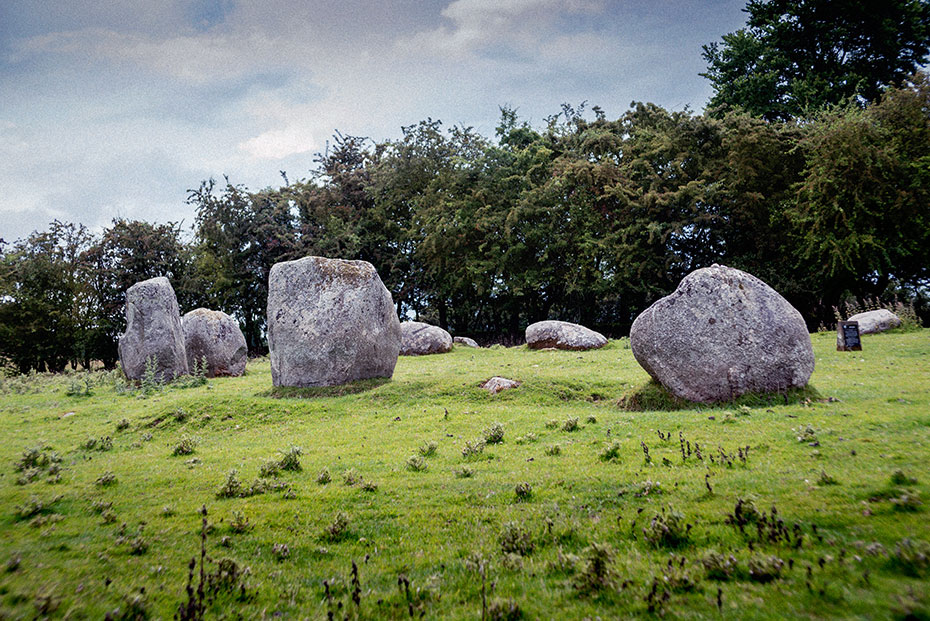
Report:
525,320,607,351
182,308,248,377
847,309,901,334
453,336,480,348
118,277,189,382
630,264,814,403
267,256,401,387
400,321,453,355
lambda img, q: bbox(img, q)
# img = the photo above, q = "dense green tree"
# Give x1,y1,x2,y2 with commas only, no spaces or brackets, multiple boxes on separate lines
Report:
786,73,930,319
188,179,301,353
703,0,930,120
0,221,94,372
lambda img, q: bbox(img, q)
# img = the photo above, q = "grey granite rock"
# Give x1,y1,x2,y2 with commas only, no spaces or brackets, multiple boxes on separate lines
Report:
630,264,814,402
480,376,521,394
267,256,401,387
454,336,480,348
525,320,607,351
400,321,453,355
847,309,902,334
182,308,247,377
118,277,189,382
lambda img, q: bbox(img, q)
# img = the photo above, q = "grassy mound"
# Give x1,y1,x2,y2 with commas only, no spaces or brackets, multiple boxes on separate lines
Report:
0,330,928,618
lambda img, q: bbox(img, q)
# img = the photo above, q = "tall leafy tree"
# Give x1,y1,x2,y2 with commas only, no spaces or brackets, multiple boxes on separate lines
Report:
786,73,930,319
0,222,95,372
189,179,300,353
703,0,930,120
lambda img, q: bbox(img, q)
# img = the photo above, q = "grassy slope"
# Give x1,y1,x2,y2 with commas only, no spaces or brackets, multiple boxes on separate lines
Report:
0,330,928,619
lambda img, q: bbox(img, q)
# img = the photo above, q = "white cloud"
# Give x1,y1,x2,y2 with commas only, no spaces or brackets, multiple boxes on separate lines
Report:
397,0,605,57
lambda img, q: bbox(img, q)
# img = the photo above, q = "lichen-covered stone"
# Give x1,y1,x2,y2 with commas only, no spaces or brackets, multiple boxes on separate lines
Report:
847,309,902,334
525,320,607,351
118,277,188,382
400,321,453,355
267,256,401,387
630,264,814,403
182,308,247,377
480,376,521,394
454,336,480,348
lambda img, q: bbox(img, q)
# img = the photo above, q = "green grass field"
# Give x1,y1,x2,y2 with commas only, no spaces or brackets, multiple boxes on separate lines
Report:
1,330,929,619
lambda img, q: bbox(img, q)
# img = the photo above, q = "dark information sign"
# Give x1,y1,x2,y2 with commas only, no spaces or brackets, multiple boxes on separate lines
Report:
837,321,862,351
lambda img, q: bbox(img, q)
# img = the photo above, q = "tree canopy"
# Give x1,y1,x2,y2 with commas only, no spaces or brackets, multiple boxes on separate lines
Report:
702,0,930,120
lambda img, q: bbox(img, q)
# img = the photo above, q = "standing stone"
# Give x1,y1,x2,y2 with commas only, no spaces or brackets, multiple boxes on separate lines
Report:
267,256,401,387
118,277,188,382
847,309,902,334
630,264,814,403
525,320,607,351
454,336,480,348
400,321,453,355
182,308,248,377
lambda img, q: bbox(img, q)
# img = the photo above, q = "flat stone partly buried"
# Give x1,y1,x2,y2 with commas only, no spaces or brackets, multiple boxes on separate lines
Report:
400,321,453,355
480,377,521,394
267,256,401,387
118,276,189,382
630,264,814,403
182,308,248,377
525,320,607,351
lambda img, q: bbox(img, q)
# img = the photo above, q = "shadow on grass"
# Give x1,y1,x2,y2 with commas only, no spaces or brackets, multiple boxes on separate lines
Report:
261,377,391,399
618,380,821,412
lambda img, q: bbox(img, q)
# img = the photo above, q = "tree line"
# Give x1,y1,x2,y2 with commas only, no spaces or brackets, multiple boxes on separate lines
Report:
2,0,928,373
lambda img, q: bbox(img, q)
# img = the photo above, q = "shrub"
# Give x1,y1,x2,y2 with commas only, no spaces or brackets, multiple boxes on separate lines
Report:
544,444,561,456
747,555,785,583
644,507,691,548
217,470,243,498
406,455,429,472
461,439,486,460
888,539,930,576
343,469,362,486
115,418,130,432
515,433,538,445
95,471,117,487
455,466,474,479
230,511,252,533
272,543,290,561
323,512,350,541
361,480,378,492
544,419,560,430
574,543,614,593
514,482,532,501
317,468,332,485
891,470,918,485
499,522,534,556
172,436,197,457
418,440,438,457
701,551,739,581
483,423,505,444
258,459,281,478
561,417,579,432
599,441,621,462
278,446,302,472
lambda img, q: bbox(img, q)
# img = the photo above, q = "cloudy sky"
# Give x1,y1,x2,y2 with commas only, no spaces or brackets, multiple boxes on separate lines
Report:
0,0,748,242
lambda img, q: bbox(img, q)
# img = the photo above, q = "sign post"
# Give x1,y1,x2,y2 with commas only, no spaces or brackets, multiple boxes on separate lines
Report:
836,321,862,351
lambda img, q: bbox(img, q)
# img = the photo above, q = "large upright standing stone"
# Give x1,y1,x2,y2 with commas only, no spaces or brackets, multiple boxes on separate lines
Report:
182,308,248,377
118,277,189,382
267,256,401,387
630,264,814,402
